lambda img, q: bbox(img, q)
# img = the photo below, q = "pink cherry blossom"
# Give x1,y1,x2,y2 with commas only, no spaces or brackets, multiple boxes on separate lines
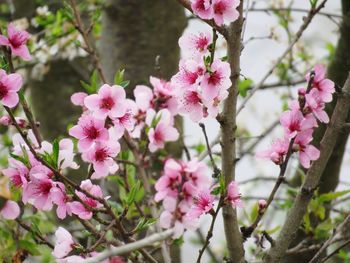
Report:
306,64,335,102
51,183,72,219
112,108,136,139
71,92,88,107
146,109,179,152
2,158,29,188
69,114,109,151
84,84,127,119
39,139,78,170
294,130,320,168
70,180,103,220
154,159,182,202
0,23,31,60
0,69,23,108
201,59,231,100
191,0,213,20
171,59,205,88
160,201,198,238
187,189,215,219
134,85,154,112
177,88,205,122
212,0,240,26
0,200,20,220
256,138,289,165
53,227,75,259
203,87,229,118
280,108,317,138
23,165,55,210
81,135,120,179
226,181,242,208
305,89,329,123
183,158,211,188
179,31,212,58
150,76,179,115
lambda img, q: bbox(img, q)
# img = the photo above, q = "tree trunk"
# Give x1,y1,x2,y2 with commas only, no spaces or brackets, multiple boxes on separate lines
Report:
99,1,187,262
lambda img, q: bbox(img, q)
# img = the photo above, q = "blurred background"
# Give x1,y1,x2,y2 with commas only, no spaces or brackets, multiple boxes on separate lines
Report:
0,0,348,262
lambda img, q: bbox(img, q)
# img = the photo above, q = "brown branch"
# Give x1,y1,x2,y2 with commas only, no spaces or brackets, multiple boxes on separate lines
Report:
219,1,245,262
265,74,350,262
196,229,220,263
16,219,54,249
199,123,220,177
68,0,107,83
196,198,223,263
87,219,117,252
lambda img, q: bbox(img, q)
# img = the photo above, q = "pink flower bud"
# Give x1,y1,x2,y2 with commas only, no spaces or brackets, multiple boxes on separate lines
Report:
0,116,11,126
258,199,267,210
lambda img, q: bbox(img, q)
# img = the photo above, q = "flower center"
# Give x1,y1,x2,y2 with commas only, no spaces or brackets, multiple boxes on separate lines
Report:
100,96,115,110
84,125,99,140
214,1,226,15
0,82,8,100
154,129,164,142
195,37,209,51
94,147,109,162
9,33,26,48
38,181,53,195
186,91,201,104
207,71,221,86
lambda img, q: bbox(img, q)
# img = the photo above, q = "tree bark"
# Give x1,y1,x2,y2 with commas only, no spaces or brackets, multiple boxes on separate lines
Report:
99,1,187,262
220,2,245,262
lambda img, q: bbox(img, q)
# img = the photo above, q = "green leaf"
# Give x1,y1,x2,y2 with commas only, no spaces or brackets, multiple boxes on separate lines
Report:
114,69,125,85
126,181,141,206
309,0,318,8
318,190,350,203
238,78,253,97
134,218,157,232
52,139,59,168
19,240,40,255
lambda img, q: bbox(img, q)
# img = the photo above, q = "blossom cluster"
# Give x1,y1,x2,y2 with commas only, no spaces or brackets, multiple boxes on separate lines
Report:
155,158,242,237
191,0,240,26
171,30,231,122
258,65,335,168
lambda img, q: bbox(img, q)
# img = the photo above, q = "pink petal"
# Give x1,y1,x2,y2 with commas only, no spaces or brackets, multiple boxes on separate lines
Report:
1,92,19,108
1,200,20,219
0,35,9,46
12,45,31,61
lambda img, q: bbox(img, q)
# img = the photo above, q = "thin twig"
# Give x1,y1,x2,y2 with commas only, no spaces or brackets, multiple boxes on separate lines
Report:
199,123,220,177
69,0,107,83
16,219,54,249
196,198,223,263
319,239,350,263
237,0,329,115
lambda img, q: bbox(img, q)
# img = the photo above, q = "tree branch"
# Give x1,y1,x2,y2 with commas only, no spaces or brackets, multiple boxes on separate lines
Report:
219,1,245,262
84,229,174,263
264,73,350,262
